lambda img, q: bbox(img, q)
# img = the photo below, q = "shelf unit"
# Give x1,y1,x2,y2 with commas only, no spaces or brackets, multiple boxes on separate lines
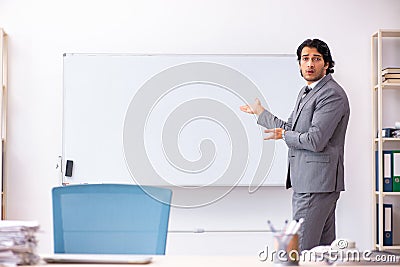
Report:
0,28,7,220
372,29,400,251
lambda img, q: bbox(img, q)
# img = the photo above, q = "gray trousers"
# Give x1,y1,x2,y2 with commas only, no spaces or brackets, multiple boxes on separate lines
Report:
292,191,340,251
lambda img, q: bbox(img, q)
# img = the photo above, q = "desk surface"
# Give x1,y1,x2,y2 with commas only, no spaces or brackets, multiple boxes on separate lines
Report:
29,255,399,267
42,256,265,266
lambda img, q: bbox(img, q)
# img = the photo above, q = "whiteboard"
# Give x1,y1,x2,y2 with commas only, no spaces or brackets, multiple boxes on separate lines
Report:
62,54,303,190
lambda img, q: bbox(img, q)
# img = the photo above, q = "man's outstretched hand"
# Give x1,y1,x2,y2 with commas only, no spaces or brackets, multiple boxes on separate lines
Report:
240,99,284,140
239,98,265,116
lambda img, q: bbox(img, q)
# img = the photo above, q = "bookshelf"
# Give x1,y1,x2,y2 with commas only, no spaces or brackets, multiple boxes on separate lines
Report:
372,29,400,251
0,28,7,219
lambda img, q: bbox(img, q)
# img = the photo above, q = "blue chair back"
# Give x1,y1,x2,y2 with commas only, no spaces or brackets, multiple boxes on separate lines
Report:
52,184,172,254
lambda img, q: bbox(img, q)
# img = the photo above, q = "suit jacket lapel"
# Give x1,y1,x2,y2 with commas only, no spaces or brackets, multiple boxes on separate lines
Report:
291,74,332,130
291,87,307,130
294,86,307,113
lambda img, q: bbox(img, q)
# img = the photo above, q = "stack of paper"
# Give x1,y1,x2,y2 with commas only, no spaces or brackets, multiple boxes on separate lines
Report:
0,220,40,265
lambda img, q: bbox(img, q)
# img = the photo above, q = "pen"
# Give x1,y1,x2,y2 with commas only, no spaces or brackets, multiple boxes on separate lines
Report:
285,220,297,235
267,220,277,233
281,218,304,248
291,218,304,235
282,219,289,232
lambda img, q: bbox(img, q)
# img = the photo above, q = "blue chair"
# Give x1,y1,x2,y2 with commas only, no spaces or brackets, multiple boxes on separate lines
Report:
52,184,172,255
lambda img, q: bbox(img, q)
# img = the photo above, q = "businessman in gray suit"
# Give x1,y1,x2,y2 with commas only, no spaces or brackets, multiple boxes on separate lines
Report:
241,39,350,251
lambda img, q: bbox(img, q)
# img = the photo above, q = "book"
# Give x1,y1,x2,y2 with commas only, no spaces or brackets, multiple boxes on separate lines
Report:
383,73,400,79
383,78,400,83
382,67,400,75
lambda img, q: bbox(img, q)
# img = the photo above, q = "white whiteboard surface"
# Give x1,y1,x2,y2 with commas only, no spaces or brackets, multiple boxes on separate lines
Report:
62,54,303,190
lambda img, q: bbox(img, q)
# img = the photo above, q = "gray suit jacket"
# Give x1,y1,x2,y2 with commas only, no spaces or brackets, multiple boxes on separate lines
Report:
257,74,350,193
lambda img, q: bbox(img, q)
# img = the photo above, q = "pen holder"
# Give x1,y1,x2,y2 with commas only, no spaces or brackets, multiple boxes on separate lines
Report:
273,233,299,266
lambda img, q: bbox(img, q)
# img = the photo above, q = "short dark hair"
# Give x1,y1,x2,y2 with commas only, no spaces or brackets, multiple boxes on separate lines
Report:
296,39,335,74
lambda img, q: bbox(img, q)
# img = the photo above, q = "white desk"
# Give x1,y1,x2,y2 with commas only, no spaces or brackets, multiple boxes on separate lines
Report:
34,256,264,267
31,255,398,267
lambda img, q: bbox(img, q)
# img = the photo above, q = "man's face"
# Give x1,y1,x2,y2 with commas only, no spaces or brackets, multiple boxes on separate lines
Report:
299,46,329,85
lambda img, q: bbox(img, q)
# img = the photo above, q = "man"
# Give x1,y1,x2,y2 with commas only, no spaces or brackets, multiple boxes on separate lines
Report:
240,39,350,251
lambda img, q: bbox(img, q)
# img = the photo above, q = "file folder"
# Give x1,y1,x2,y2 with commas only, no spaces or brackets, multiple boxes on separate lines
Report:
393,176,400,192
375,151,393,192
393,150,400,174
376,203,393,246
384,204,393,246
384,177,393,192
393,151,400,192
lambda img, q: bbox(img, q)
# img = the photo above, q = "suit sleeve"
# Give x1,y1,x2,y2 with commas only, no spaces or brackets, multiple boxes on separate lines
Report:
257,109,293,130
284,91,348,152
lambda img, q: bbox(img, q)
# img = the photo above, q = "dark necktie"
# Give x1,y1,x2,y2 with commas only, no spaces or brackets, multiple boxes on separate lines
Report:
297,86,311,111
302,86,311,98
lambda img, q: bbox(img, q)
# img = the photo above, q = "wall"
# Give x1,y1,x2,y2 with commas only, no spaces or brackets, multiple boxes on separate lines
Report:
0,0,399,255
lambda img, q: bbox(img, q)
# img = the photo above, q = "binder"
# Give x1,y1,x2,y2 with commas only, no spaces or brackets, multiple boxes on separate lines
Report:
393,151,400,192
384,177,393,192
384,204,393,246
375,151,393,192
394,176,400,192
376,203,393,246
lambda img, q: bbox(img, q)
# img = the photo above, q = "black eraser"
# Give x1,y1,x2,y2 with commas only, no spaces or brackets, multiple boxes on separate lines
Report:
65,160,73,177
